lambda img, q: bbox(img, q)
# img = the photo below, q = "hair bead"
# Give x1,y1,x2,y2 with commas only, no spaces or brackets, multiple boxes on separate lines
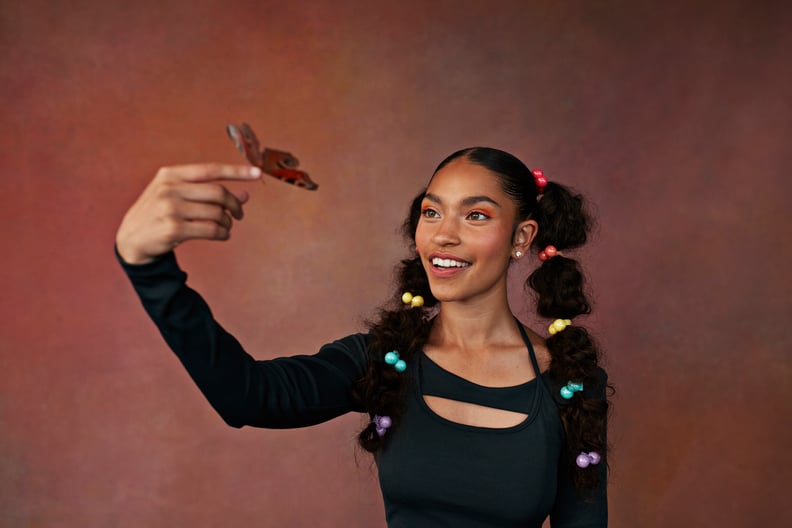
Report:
401,291,424,308
576,451,601,468
538,245,558,261
548,318,572,335
560,381,584,399
373,415,392,437
384,350,407,372
532,168,548,194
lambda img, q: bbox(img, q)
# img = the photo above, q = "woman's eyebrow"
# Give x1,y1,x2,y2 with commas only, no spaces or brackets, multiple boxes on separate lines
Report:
423,192,501,208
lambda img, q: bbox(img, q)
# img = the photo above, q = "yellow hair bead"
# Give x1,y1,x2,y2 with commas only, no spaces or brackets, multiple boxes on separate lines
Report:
548,319,572,335
401,292,424,308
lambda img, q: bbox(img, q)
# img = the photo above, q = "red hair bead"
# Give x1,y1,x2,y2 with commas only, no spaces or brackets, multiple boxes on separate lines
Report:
532,169,548,194
538,245,558,261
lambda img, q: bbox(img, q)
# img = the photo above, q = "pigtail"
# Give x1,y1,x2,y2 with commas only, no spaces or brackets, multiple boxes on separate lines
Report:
529,256,590,318
356,193,436,452
531,182,589,249
529,181,610,491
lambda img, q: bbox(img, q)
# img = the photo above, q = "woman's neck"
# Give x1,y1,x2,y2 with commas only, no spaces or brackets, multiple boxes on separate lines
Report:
429,297,519,354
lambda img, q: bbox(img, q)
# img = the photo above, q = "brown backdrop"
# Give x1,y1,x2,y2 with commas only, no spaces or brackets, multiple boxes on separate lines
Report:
1,1,790,526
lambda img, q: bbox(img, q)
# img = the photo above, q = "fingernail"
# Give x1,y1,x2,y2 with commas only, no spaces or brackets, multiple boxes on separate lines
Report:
250,167,261,177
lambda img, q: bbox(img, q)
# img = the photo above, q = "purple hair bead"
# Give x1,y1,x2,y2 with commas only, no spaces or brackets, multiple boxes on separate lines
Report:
374,415,392,437
576,451,601,468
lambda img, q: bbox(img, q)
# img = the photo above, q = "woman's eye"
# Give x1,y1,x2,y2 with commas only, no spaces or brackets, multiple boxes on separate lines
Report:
421,208,439,218
467,211,490,221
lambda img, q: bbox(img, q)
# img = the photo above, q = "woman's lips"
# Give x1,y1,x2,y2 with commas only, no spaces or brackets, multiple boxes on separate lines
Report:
427,254,470,277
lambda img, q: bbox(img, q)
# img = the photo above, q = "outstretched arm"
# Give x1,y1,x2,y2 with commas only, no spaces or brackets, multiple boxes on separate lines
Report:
116,163,367,428
118,250,368,428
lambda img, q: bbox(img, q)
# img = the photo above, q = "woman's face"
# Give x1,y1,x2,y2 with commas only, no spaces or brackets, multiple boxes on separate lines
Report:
415,158,528,305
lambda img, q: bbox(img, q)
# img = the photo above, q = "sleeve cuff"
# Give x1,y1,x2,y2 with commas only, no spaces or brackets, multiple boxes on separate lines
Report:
114,245,181,278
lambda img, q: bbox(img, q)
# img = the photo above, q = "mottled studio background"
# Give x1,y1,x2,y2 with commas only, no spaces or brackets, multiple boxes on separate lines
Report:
1,0,790,526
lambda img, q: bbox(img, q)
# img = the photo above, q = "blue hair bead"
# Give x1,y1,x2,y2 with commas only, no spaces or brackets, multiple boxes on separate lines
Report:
560,381,584,399
384,351,399,365
385,351,407,372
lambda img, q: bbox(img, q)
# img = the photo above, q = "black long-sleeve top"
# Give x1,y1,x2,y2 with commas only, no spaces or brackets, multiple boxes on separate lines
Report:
119,250,607,527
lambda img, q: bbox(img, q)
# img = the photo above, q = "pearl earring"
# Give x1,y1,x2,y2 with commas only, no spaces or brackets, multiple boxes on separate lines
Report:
514,250,523,258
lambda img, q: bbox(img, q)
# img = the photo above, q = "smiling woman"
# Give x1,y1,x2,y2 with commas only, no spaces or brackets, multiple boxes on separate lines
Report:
116,147,610,527
357,148,609,526
416,159,533,305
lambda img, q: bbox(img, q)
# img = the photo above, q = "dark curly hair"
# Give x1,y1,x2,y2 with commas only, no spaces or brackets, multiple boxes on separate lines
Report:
354,147,611,492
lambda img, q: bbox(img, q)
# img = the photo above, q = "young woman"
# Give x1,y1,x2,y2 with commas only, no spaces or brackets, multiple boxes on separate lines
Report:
116,147,610,527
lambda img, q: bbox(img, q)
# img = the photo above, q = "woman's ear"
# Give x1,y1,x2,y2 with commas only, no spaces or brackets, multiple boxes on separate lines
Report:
512,219,538,258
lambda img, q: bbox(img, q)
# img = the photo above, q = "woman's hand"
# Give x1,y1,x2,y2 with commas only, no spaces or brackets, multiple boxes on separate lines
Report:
116,163,262,264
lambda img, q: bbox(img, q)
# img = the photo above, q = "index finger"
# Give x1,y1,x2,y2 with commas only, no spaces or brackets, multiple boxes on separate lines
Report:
158,163,261,183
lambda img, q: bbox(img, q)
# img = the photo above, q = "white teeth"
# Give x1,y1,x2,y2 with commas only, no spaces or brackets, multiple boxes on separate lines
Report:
432,257,470,268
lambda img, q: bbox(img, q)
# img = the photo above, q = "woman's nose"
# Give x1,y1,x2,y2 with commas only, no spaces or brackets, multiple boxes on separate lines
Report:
432,217,460,245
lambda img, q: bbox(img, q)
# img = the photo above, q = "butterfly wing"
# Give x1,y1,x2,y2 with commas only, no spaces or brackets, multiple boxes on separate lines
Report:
226,123,263,166
261,148,319,190
226,122,317,190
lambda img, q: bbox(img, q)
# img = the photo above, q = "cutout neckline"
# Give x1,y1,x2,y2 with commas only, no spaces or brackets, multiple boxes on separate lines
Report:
414,319,547,432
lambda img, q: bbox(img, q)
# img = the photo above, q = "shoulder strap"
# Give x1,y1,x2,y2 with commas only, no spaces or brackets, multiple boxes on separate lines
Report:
515,318,542,376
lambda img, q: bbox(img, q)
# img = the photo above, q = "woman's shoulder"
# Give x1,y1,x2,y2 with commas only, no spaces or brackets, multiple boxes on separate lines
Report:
319,332,372,355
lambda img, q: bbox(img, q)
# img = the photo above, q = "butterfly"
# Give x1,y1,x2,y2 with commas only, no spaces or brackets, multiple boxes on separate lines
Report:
226,122,318,190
